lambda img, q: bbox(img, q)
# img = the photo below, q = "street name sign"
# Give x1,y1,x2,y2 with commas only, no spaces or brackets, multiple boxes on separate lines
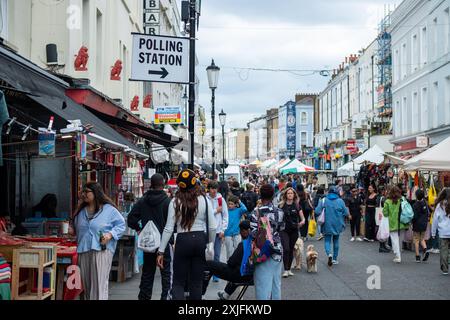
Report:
131,33,190,84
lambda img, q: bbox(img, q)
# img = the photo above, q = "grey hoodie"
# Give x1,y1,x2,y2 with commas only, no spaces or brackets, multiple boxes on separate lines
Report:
432,203,450,238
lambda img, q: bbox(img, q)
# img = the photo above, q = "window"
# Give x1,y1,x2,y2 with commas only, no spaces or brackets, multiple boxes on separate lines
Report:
82,0,90,46
412,34,418,72
446,8,450,54
401,43,407,79
394,100,401,137
96,9,103,88
301,132,307,146
433,81,440,127
0,0,8,40
402,97,408,136
446,77,450,125
412,92,419,134
301,112,307,125
421,87,428,132
433,18,439,60
394,49,400,83
421,26,427,66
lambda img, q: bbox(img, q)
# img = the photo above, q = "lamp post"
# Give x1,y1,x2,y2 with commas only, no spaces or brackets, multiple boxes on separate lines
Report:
324,127,330,170
219,109,227,181
206,59,220,179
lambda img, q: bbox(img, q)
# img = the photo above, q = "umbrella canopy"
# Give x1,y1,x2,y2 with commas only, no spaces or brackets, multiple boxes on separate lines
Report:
261,158,278,168
404,136,450,171
280,159,315,174
275,158,291,170
249,159,262,166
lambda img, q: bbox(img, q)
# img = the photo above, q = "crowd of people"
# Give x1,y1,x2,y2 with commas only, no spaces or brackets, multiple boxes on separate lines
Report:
68,169,450,301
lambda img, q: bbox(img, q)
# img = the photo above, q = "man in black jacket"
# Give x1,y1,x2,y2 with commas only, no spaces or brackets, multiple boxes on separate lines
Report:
128,173,172,300
202,220,253,300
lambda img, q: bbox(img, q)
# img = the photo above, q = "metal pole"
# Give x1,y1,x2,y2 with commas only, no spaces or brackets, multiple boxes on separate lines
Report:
211,88,216,179
222,125,225,181
188,0,196,170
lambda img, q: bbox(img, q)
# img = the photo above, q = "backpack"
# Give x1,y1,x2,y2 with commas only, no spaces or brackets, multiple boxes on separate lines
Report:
250,208,278,265
400,197,414,224
137,220,161,253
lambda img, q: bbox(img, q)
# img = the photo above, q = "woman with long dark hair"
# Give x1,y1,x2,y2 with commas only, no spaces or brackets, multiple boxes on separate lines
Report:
298,189,313,240
383,186,410,263
363,184,378,242
157,169,216,300
431,188,450,275
70,182,126,300
279,187,305,277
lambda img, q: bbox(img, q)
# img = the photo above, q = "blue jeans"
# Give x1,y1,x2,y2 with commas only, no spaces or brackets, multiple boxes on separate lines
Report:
213,234,222,280
324,234,340,260
254,257,282,300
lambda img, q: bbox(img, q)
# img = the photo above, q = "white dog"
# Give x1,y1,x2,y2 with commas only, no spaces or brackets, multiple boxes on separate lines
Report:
293,238,304,270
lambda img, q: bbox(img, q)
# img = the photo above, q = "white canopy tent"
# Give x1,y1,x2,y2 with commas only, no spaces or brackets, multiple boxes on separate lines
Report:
337,145,386,177
404,136,450,171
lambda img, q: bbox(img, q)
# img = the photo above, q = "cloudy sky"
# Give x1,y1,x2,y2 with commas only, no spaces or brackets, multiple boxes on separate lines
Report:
191,0,402,130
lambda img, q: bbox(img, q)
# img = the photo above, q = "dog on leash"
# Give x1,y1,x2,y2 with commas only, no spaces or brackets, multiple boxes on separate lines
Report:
293,238,304,270
306,245,318,273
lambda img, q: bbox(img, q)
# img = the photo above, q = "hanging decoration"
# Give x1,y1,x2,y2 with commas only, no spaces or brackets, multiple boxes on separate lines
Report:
130,96,139,112
110,59,123,80
74,46,89,71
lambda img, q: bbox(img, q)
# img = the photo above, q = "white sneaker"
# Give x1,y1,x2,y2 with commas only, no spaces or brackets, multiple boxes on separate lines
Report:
369,239,375,242
350,237,355,242
356,237,363,242
288,270,295,276
393,257,401,263
443,271,449,275
282,271,289,278
363,237,370,242
332,260,339,265
433,249,440,254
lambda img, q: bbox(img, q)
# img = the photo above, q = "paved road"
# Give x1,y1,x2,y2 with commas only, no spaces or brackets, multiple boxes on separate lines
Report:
109,228,449,300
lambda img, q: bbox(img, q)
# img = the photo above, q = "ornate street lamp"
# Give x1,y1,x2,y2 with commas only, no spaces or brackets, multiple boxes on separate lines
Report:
206,59,220,179
219,109,227,181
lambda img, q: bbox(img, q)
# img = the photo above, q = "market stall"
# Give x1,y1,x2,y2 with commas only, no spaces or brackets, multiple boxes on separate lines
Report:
337,144,386,177
279,159,315,175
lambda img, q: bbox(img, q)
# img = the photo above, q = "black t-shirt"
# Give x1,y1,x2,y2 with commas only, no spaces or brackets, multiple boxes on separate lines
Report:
281,203,300,231
346,196,363,215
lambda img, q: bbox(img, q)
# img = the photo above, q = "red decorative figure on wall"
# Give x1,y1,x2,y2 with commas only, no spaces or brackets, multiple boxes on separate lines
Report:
143,94,152,108
74,46,89,71
130,96,139,111
110,59,123,80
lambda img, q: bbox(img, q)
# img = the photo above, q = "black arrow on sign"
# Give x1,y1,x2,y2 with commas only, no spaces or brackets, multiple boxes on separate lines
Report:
148,67,169,79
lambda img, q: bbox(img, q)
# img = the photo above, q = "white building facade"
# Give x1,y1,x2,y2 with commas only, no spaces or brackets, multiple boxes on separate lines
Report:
248,116,267,162
390,0,450,155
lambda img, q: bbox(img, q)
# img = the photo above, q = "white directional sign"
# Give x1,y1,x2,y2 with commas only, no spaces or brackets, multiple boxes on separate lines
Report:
131,33,190,84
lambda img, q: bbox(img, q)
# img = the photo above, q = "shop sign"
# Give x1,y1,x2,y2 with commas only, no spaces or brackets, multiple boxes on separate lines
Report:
143,0,160,35
154,106,183,125
346,139,358,154
38,131,56,157
131,33,190,84
356,139,366,152
286,101,296,154
416,136,429,148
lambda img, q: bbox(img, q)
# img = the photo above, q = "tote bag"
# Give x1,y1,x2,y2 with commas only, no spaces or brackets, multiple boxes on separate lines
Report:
375,197,384,226
138,220,161,253
308,216,317,237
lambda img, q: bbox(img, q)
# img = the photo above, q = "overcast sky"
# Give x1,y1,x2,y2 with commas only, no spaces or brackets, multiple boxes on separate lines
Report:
191,0,402,130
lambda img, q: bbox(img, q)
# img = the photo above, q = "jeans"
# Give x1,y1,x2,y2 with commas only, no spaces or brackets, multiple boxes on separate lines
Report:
365,208,376,240
350,212,361,237
389,230,405,260
213,234,223,281
254,257,282,300
202,260,252,296
224,235,241,261
324,234,340,260
440,238,449,273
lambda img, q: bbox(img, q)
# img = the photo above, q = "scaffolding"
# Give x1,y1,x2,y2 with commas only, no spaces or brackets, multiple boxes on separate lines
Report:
377,11,393,118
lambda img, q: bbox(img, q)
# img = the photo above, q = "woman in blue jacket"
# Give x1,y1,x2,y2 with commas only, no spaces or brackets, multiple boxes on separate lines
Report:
71,182,126,300
315,186,351,267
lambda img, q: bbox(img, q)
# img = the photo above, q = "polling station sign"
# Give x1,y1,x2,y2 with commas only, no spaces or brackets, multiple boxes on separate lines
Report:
131,33,189,84
154,106,183,125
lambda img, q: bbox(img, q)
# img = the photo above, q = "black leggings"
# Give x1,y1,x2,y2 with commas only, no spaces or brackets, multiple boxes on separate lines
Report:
365,208,376,240
280,229,299,271
172,231,206,300
350,212,361,237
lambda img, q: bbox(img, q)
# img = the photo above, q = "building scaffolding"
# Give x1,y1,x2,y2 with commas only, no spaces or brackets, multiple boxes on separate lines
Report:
377,11,393,119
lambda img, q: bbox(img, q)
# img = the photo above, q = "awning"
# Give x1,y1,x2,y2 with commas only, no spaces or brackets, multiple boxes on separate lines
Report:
337,145,385,177
403,136,450,171
0,45,147,158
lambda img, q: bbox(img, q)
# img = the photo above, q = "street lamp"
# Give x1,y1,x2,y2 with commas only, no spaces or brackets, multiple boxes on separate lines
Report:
324,127,330,170
207,59,220,179
219,109,227,181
